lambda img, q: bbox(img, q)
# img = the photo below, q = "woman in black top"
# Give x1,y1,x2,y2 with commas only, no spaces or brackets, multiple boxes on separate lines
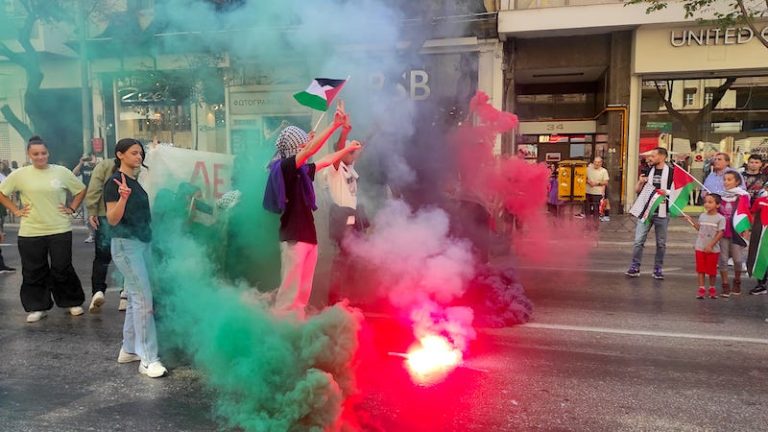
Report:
104,138,167,378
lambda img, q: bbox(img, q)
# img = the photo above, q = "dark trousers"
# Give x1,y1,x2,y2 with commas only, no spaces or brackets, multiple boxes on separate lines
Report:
328,226,357,304
585,194,602,230
18,231,84,312
91,216,112,295
585,194,602,219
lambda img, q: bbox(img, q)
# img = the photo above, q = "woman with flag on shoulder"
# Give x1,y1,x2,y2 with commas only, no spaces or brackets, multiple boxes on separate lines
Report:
717,171,751,297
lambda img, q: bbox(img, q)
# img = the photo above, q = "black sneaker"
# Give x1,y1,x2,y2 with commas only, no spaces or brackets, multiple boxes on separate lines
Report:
0,266,16,274
652,267,664,280
625,266,640,277
749,285,767,296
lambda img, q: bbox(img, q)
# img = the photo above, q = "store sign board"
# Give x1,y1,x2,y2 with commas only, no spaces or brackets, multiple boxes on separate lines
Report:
229,92,303,115
670,27,768,47
636,26,768,74
519,120,597,135
646,121,673,132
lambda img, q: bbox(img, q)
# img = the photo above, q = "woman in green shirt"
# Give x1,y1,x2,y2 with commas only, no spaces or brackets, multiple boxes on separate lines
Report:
0,136,87,323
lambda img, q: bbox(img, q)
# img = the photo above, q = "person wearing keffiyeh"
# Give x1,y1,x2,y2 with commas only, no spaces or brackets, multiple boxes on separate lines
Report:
262,101,362,319
626,147,674,280
717,171,751,297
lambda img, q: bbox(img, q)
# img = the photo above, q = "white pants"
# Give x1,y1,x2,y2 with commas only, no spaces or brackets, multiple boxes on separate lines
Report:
275,241,318,314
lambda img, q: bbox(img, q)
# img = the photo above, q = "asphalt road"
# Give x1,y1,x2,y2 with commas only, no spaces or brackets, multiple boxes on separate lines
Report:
0,226,766,432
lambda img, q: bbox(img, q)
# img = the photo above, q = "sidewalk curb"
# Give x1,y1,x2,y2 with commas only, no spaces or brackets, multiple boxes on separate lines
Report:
597,241,692,249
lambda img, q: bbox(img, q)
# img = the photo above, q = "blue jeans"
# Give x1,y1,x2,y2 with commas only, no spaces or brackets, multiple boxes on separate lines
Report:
631,216,669,269
111,238,159,364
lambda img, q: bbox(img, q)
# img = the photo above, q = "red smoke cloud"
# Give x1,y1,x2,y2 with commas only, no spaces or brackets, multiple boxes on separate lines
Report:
455,91,591,266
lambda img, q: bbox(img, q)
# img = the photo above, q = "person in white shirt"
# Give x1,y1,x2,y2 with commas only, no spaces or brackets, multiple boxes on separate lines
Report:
324,122,364,304
584,157,609,228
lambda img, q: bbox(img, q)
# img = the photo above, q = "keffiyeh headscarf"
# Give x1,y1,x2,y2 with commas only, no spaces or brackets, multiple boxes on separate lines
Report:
276,126,308,158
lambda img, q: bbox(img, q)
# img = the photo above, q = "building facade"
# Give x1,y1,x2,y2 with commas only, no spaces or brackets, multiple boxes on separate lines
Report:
497,0,768,209
4,0,765,210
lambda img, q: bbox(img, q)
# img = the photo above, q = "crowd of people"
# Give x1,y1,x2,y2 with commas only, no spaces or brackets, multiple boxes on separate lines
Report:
0,108,765,381
627,147,768,299
0,102,366,378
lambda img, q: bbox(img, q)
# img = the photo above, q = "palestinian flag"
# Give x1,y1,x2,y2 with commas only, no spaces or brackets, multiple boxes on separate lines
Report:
748,199,768,280
733,195,752,234
640,191,666,225
293,78,347,111
668,165,696,216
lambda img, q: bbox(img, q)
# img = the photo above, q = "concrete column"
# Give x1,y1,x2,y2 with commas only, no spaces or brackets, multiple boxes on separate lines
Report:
502,39,516,155
608,31,632,211
626,74,642,211
479,39,506,155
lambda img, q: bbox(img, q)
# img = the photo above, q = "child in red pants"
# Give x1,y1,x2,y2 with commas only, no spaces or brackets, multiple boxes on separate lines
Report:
685,194,725,299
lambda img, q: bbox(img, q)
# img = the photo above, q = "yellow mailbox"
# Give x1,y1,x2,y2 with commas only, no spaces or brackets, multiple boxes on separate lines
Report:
557,160,588,201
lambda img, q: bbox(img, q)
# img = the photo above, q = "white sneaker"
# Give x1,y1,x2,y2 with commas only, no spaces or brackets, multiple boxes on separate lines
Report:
117,348,141,364
139,361,168,378
26,311,47,323
89,291,105,313
118,297,128,312
84,235,94,243
69,306,84,316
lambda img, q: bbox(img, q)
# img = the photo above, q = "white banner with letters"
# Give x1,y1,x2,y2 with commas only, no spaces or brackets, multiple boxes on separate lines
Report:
139,146,234,207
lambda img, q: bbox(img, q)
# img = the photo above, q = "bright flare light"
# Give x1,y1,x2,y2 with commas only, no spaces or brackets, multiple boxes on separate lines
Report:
405,334,462,385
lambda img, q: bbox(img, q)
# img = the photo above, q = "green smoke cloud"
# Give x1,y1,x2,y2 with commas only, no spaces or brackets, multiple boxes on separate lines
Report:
150,179,362,430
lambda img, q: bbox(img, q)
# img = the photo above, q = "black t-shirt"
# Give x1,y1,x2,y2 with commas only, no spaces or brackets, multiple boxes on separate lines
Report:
279,156,317,244
650,165,671,215
104,171,152,242
744,171,768,203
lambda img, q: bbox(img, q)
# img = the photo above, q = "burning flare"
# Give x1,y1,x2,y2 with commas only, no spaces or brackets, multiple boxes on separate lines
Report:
405,334,462,385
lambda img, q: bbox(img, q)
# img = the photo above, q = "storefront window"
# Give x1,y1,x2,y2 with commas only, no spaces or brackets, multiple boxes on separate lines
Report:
640,75,768,199
115,72,227,152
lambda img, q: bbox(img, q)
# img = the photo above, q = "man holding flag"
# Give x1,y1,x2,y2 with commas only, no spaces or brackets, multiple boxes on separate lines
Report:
627,147,675,279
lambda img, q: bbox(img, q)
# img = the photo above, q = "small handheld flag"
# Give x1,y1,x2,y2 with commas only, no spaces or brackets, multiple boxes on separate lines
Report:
668,165,697,216
733,195,752,234
293,78,347,112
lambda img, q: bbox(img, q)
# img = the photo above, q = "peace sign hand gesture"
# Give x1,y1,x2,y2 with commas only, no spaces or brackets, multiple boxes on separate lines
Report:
334,100,349,128
113,173,132,200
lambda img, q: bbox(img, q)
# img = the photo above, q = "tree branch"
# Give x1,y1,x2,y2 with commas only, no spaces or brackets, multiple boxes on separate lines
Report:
0,41,24,65
653,80,700,150
0,104,34,140
16,10,43,91
737,0,768,49
695,77,737,122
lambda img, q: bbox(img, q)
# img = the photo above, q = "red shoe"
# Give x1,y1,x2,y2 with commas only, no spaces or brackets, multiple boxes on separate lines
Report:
709,287,718,299
696,287,706,299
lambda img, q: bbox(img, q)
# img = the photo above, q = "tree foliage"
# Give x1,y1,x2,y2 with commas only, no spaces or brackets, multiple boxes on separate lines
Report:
626,0,768,49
